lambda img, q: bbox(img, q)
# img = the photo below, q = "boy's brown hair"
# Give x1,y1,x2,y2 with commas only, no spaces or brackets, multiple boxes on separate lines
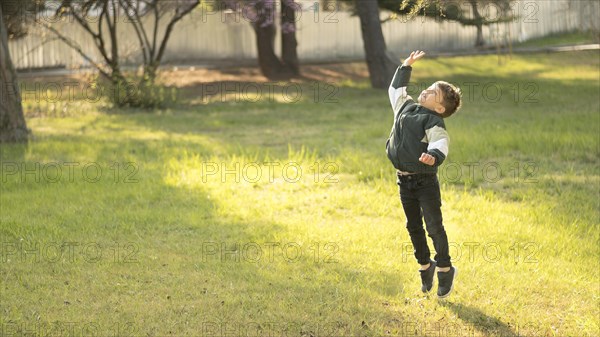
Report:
437,81,462,118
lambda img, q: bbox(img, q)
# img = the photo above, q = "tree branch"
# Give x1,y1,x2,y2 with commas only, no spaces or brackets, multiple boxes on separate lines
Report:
119,0,149,65
154,1,199,64
94,3,113,67
40,23,111,80
103,0,120,73
150,1,160,60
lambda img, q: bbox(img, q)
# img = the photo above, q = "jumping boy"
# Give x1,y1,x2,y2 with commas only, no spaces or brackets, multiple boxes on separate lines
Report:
386,51,461,298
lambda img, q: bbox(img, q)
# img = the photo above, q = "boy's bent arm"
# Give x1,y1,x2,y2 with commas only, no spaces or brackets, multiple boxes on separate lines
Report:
425,123,449,166
388,65,413,116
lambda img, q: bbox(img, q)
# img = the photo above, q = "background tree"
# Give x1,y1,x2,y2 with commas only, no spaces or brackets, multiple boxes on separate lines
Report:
280,0,299,75
0,0,43,143
341,0,516,89
380,0,517,47
222,0,300,80
355,0,397,89
44,0,200,108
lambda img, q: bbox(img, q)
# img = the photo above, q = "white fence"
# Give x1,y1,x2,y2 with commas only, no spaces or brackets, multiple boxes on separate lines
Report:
8,0,599,70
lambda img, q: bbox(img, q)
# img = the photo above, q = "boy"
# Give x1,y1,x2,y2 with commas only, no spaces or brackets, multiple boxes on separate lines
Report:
386,51,461,298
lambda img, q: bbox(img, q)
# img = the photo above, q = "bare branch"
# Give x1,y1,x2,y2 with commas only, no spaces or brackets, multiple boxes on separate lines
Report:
95,2,113,66
154,0,199,64
103,0,120,71
39,22,111,79
151,1,160,60
119,0,149,64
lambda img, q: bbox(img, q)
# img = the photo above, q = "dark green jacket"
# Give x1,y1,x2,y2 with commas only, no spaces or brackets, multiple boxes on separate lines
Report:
386,65,449,174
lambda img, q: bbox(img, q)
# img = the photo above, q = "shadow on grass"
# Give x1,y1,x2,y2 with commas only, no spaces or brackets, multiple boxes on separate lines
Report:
439,301,519,337
172,80,363,108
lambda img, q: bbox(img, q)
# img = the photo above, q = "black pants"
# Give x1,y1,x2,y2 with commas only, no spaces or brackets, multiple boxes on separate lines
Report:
397,173,452,268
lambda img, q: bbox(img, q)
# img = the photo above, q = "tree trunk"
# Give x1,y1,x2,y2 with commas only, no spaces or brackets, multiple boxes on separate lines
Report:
0,6,28,143
470,0,485,47
281,0,299,76
251,0,295,80
475,24,484,47
108,69,135,107
355,0,397,89
254,23,288,80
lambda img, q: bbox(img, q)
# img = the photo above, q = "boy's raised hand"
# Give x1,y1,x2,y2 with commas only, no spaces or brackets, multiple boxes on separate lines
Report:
403,50,426,67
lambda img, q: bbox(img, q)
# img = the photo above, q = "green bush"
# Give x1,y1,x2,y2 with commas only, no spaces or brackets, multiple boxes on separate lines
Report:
107,76,178,109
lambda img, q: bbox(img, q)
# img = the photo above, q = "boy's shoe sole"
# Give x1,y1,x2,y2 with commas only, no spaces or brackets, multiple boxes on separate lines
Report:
437,266,457,299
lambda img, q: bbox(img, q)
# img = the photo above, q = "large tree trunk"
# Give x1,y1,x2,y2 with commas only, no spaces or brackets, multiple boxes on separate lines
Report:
281,0,299,76
0,6,28,143
470,0,485,47
355,0,397,89
254,23,288,80
251,0,295,80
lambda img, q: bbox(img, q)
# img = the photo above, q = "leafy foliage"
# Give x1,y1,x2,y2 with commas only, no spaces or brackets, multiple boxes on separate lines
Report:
0,0,45,39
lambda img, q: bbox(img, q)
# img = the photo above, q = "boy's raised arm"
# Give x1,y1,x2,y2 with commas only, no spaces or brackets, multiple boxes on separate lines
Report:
388,51,426,116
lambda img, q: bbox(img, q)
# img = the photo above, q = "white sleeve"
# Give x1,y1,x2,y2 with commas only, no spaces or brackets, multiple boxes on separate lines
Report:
388,86,412,117
425,125,449,158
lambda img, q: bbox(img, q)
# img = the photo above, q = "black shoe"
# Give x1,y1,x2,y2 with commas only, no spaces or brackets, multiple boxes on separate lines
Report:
419,260,437,293
437,266,457,298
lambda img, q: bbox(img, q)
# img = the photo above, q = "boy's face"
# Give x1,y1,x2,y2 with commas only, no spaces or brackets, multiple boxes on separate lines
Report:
418,83,446,115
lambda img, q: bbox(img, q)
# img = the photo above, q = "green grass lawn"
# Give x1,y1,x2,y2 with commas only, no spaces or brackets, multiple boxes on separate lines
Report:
1,51,599,337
